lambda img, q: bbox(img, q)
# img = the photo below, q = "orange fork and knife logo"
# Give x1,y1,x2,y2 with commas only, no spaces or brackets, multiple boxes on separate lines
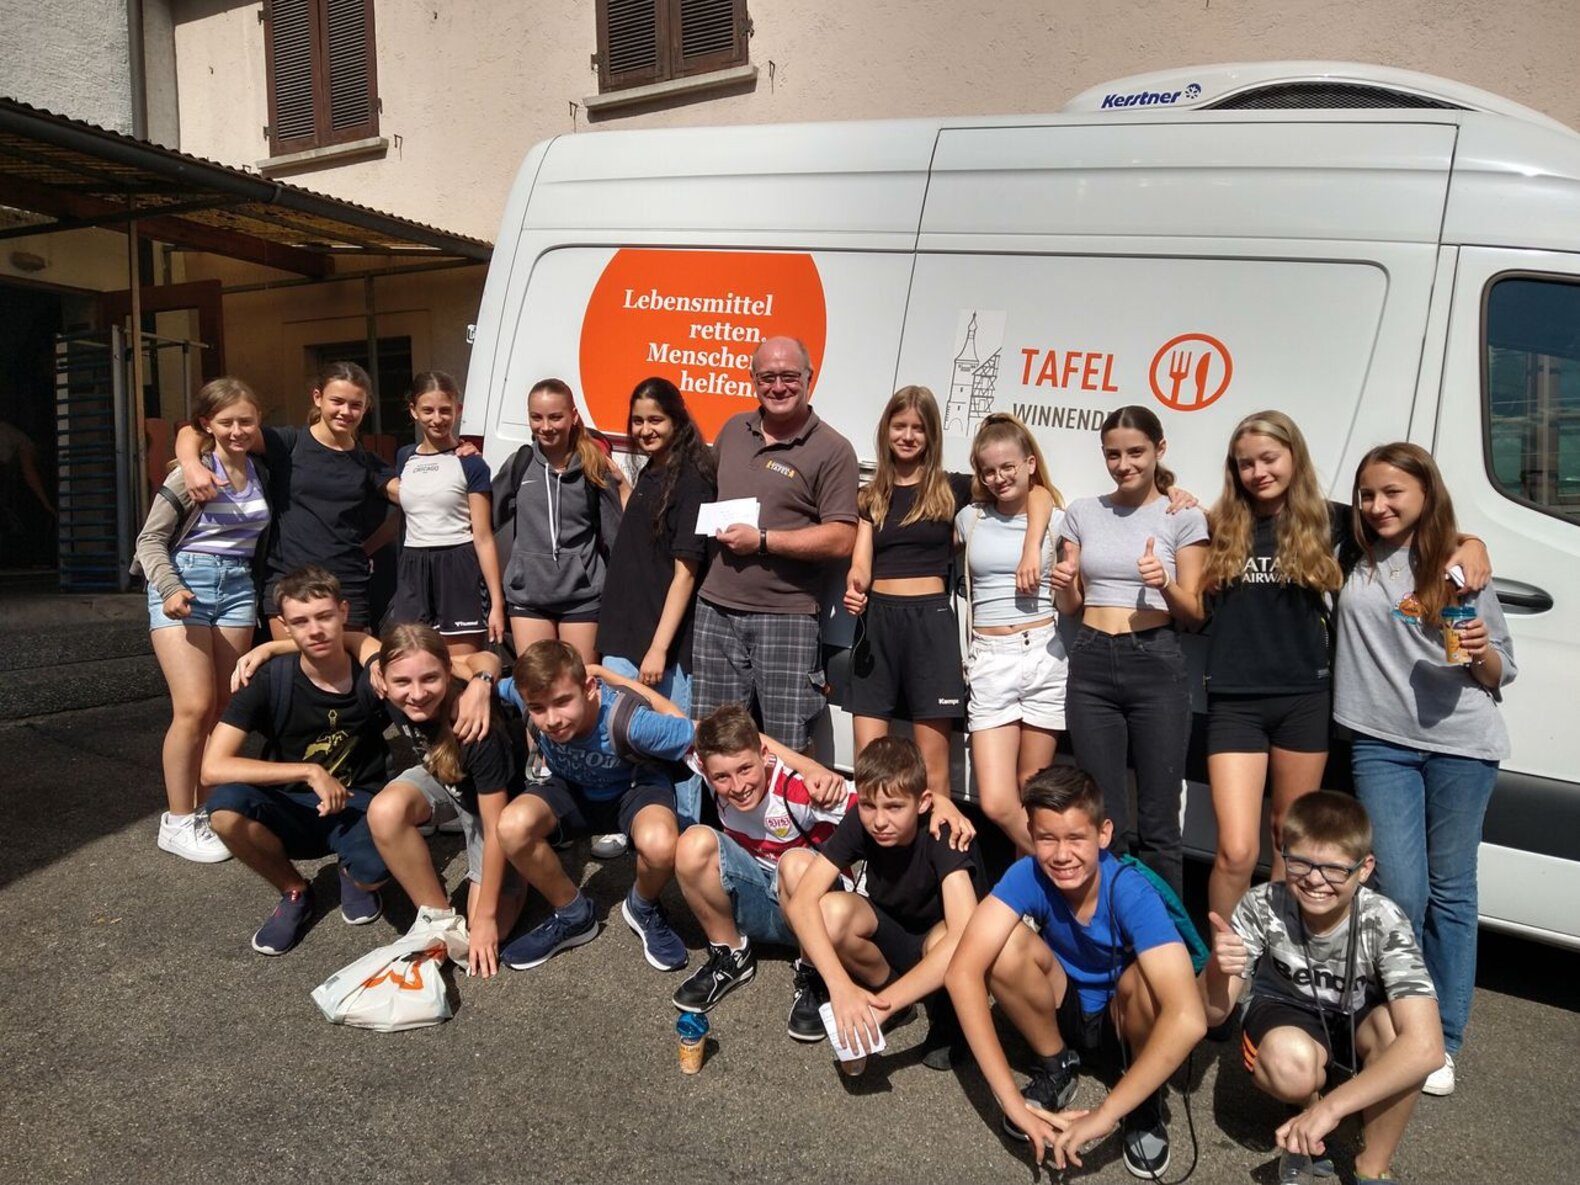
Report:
360,942,448,992
1148,333,1233,412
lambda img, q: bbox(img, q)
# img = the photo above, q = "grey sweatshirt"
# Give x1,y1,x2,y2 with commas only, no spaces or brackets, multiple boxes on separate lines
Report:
1333,546,1516,761
501,442,623,612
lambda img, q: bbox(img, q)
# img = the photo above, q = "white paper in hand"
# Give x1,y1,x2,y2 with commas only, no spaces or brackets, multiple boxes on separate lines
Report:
694,497,760,535
819,1000,886,1061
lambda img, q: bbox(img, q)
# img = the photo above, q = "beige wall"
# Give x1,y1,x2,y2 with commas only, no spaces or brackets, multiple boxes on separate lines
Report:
170,0,1580,245
0,0,132,130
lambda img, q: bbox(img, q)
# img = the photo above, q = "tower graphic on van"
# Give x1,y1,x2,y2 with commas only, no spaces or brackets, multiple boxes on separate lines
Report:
945,310,1005,437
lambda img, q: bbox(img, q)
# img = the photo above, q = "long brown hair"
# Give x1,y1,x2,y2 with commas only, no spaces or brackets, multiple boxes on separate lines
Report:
859,386,956,529
185,376,261,460
1100,405,1174,494
969,412,1065,508
530,378,614,489
307,360,372,426
380,624,463,786
1351,442,1461,626
1204,411,1342,594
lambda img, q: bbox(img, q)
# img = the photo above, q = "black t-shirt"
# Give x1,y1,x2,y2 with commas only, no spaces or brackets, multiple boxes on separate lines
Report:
817,808,984,934
263,425,396,583
864,472,974,581
220,654,388,791
383,683,521,812
597,461,715,674
1204,503,1348,695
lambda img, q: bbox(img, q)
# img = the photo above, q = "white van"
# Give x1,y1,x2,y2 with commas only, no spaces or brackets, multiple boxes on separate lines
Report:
462,61,1580,950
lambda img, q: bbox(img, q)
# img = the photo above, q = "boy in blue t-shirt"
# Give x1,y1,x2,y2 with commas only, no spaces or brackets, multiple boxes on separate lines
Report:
495,641,692,973
946,765,1205,1177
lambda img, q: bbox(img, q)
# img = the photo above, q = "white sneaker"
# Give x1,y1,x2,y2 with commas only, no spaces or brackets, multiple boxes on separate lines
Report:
1422,1053,1456,1096
158,811,232,864
590,832,629,860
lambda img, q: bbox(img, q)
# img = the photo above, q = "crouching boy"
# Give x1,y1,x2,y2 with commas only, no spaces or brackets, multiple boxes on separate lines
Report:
671,704,855,1038
781,736,983,1065
1204,791,1443,1185
495,641,690,973
945,766,1205,1177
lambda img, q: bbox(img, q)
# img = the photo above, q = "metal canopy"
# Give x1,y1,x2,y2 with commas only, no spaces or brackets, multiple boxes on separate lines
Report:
0,97,492,277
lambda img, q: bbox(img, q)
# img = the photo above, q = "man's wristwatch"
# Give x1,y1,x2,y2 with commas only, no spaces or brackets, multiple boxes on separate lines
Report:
471,671,495,686
758,529,769,555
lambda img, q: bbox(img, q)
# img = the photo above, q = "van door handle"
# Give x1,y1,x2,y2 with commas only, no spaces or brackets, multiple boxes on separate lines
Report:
1493,578,1554,613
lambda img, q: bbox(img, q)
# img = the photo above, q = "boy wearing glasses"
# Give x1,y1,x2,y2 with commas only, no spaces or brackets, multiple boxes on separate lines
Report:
1204,791,1443,1185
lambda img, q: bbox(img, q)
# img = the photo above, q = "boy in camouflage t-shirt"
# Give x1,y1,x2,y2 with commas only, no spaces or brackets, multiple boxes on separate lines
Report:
1204,792,1444,1185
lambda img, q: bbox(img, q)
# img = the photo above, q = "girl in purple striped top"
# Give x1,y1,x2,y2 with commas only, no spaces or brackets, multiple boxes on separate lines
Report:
132,377,272,864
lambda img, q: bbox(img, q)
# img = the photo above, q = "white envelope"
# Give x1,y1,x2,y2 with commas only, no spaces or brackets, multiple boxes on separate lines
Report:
694,497,760,535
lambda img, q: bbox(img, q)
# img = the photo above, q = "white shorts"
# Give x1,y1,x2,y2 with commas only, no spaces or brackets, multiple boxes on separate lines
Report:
965,622,1069,732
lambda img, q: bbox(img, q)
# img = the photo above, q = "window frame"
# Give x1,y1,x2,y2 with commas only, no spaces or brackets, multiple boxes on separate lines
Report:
595,0,750,95
1480,269,1580,528
263,0,380,156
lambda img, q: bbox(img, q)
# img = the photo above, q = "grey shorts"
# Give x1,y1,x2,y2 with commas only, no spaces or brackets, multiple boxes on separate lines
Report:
691,600,826,750
396,763,498,884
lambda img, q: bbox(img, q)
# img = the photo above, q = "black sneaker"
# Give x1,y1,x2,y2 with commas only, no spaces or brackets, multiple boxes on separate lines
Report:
673,941,756,1012
1121,1089,1170,1179
787,957,827,1042
1002,1049,1080,1139
921,994,967,1072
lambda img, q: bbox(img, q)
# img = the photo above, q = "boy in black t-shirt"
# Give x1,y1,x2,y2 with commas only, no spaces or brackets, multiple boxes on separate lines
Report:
204,567,393,956
780,737,983,1066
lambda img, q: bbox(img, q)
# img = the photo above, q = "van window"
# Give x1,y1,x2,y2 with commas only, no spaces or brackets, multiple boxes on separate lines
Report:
1485,276,1580,524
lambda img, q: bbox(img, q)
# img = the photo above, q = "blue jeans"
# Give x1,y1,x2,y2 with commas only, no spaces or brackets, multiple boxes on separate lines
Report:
713,829,797,947
601,655,702,827
147,552,258,629
1351,734,1497,1054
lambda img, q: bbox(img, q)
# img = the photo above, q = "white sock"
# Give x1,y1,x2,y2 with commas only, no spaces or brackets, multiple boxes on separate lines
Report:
166,812,194,825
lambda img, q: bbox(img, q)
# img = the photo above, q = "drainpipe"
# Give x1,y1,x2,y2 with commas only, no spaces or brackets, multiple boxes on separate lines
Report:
127,0,147,140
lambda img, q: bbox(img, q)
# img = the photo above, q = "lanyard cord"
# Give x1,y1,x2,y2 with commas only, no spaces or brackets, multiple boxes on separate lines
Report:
1294,888,1363,1078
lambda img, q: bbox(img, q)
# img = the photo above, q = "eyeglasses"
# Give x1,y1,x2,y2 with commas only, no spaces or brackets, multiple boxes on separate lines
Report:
1283,851,1365,887
978,460,1026,482
753,371,806,387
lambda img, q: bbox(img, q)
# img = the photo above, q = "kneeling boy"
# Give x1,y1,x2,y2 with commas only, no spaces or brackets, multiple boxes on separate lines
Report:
946,765,1205,1177
202,567,390,956
496,641,690,973
781,736,983,1063
672,703,854,1038
1204,791,1443,1185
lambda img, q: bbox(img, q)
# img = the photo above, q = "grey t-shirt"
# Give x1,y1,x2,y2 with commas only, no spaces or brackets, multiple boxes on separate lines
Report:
1059,495,1208,612
1332,548,1516,760
1232,881,1437,1015
955,503,1061,627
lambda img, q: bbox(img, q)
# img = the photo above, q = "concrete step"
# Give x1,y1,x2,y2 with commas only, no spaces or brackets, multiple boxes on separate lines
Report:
0,651,164,721
0,620,152,673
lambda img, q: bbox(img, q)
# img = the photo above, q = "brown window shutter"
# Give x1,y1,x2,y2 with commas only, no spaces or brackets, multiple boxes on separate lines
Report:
677,0,746,76
598,0,665,92
265,0,318,151
324,0,378,141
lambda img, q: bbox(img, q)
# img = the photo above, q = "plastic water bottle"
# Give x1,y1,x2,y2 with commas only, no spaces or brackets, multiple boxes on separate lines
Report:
677,1011,708,1074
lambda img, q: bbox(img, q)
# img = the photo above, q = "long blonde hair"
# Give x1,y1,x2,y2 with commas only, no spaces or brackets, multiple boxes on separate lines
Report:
530,377,614,489
1204,411,1342,594
858,386,956,528
969,413,1065,508
379,624,464,786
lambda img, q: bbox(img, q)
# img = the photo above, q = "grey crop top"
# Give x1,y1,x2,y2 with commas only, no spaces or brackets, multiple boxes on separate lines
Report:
1059,495,1208,612
955,503,1061,627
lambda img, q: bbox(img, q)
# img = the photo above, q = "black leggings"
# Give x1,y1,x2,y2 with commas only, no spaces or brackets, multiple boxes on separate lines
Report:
1065,625,1191,898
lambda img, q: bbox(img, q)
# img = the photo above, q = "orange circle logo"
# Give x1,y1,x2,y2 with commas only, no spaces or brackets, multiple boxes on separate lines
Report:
578,249,827,442
1148,333,1233,412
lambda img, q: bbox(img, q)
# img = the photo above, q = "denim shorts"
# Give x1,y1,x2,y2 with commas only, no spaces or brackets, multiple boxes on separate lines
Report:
147,552,258,630
713,828,797,948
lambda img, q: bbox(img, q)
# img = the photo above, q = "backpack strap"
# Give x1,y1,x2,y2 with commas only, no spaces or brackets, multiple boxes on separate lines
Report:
265,658,295,762
607,685,642,764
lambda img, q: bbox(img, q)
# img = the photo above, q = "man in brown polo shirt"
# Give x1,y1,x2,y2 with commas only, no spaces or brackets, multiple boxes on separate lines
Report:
694,336,858,753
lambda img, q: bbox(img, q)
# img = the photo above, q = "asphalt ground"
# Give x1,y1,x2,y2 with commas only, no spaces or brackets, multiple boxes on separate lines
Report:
3,698,1577,1185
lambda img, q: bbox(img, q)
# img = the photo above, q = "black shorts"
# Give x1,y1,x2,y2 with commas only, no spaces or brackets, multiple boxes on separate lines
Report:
1207,690,1331,756
1056,979,1119,1056
508,600,601,625
848,592,966,721
388,543,489,636
1242,995,1372,1080
524,768,676,842
266,570,372,629
867,899,932,977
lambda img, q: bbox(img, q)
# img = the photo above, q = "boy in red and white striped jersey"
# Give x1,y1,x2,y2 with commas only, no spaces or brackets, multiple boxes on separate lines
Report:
672,703,855,1039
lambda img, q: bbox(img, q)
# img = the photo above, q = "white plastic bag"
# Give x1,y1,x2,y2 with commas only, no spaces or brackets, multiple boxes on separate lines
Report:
310,911,470,1032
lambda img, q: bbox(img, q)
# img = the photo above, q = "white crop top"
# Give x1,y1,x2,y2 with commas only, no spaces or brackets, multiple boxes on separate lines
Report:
955,503,1061,627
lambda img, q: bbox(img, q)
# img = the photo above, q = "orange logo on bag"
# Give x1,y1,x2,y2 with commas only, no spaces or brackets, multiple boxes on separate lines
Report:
360,942,447,992
579,249,828,442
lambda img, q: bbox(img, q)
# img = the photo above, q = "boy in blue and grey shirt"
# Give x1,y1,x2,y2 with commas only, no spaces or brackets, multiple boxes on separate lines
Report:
496,640,691,973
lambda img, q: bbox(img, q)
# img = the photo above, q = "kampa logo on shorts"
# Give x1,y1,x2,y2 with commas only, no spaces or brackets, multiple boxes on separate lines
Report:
1100,85,1198,109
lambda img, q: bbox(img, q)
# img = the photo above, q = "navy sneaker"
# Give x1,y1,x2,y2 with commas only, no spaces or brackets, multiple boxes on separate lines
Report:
502,896,600,970
1003,1049,1080,1139
339,867,383,925
621,889,687,971
251,886,313,956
